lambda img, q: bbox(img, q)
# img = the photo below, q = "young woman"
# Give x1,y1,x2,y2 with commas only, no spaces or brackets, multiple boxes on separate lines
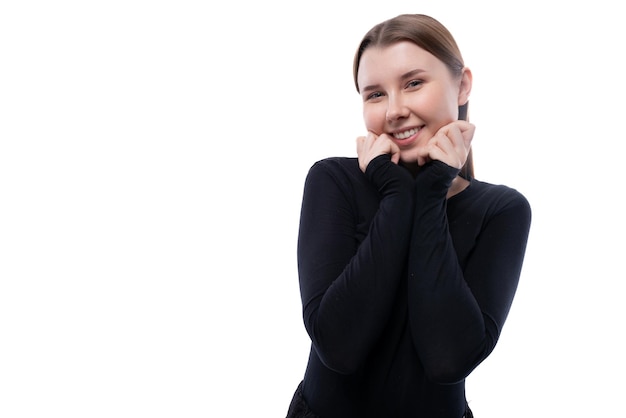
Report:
287,14,531,418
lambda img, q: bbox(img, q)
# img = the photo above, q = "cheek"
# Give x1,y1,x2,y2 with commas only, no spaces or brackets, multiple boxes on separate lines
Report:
362,106,385,134
442,88,462,119
420,86,458,120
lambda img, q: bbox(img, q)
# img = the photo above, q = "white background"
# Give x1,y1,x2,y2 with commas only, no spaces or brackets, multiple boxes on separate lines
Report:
1,1,625,417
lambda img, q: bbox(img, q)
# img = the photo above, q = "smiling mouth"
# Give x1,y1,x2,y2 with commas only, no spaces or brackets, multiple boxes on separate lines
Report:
392,127,421,140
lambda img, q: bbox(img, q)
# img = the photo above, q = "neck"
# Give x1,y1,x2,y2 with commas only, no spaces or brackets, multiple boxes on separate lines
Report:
447,175,470,199
399,161,420,177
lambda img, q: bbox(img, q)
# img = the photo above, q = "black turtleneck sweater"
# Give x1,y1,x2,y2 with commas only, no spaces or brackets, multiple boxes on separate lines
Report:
295,155,531,418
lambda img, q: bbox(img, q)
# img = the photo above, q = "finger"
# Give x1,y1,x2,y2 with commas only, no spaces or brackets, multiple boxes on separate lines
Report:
360,132,378,149
437,125,469,158
428,131,455,156
356,135,366,152
389,141,401,165
462,123,475,148
356,136,369,172
415,145,431,166
372,133,395,155
449,121,475,147
429,131,467,169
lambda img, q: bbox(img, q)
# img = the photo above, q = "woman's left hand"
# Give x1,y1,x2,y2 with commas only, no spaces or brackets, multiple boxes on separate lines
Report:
415,121,475,169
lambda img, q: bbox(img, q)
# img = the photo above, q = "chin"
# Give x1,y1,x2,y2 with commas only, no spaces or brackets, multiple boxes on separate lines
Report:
399,153,419,164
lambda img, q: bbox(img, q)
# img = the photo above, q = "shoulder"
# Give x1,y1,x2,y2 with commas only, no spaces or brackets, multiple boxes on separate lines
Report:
306,157,362,185
309,157,359,174
471,179,530,206
466,178,532,220
303,157,381,207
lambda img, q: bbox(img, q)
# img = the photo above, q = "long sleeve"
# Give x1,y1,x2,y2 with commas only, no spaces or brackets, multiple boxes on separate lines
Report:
297,155,414,374
407,161,531,384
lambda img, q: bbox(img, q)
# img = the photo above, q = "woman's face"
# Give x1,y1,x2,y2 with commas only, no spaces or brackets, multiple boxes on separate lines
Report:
357,41,470,164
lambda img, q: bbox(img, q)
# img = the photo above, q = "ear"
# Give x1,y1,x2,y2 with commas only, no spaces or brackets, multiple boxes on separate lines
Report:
457,67,473,106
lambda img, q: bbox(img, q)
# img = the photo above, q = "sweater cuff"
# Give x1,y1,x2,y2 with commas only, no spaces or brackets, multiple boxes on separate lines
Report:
415,160,460,193
364,154,391,179
365,154,413,194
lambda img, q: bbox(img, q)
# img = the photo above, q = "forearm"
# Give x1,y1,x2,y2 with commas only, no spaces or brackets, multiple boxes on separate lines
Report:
298,156,414,374
407,162,531,384
407,161,485,383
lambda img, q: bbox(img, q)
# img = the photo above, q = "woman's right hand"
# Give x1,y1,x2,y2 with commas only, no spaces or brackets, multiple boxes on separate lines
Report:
356,132,400,173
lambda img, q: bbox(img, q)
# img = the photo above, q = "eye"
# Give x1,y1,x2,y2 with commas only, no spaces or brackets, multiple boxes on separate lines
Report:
365,91,384,101
406,80,423,89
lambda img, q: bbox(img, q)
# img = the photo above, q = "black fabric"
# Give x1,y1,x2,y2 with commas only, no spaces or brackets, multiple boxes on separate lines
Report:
286,381,474,418
293,156,531,417
286,381,320,418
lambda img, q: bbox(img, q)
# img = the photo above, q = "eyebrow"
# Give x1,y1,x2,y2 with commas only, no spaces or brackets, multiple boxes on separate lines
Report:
361,69,426,93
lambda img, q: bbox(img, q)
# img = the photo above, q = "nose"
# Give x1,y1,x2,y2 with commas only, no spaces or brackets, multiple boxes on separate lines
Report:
386,93,409,122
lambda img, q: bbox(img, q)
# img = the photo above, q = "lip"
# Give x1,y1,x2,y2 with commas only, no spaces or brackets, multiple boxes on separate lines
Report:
389,126,423,148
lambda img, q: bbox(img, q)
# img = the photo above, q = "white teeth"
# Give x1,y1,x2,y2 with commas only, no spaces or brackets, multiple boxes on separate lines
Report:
393,128,419,139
